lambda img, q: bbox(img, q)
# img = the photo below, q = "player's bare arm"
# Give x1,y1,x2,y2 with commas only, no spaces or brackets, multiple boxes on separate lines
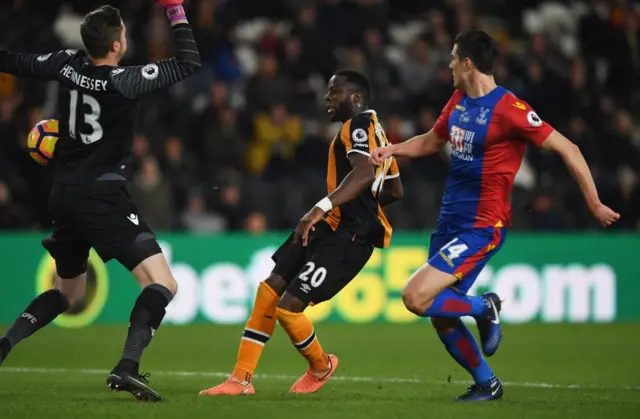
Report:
294,153,376,246
370,129,446,167
329,153,377,206
541,130,620,227
377,176,403,207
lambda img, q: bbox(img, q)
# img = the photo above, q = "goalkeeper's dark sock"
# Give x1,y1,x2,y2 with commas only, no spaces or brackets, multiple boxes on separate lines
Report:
437,319,494,385
0,337,10,366
114,284,173,374
423,288,489,318
1,289,69,350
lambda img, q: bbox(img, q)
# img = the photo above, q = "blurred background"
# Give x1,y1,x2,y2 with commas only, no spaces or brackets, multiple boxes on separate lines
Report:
1,0,639,234
1,4,639,413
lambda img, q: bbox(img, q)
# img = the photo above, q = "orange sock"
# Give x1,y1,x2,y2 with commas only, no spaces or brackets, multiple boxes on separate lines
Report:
232,282,278,383
276,307,330,371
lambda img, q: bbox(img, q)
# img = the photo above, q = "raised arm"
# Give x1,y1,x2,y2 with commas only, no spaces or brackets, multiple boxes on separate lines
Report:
110,2,201,99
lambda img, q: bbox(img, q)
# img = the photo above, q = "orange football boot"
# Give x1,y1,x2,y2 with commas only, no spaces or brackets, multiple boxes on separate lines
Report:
199,376,255,396
289,354,339,394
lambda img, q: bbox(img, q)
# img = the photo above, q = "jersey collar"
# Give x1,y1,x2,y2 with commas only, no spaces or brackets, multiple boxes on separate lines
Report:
462,86,507,107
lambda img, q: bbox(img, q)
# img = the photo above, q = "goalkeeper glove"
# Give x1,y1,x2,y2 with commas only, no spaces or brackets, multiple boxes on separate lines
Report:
154,0,183,5
155,0,187,24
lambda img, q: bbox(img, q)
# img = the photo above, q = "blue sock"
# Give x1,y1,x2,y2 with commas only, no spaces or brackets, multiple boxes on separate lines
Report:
423,288,488,318
437,320,494,385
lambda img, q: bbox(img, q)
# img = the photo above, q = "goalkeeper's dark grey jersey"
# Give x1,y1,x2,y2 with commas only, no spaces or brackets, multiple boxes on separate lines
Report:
0,23,200,184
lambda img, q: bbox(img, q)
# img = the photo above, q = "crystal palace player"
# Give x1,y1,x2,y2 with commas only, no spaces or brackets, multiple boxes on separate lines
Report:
370,30,619,402
0,1,200,401
200,71,403,396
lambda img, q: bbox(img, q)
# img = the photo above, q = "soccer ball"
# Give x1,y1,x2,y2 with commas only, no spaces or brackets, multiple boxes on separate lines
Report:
27,119,59,166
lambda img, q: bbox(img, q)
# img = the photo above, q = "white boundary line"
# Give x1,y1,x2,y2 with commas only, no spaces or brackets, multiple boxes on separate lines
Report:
1,367,638,391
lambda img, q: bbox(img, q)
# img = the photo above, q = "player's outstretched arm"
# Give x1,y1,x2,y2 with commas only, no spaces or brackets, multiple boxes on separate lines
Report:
371,92,462,166
110,0,201,99
541,130,620,227
370,129,446,166
395,129,448,157
0,49,73,80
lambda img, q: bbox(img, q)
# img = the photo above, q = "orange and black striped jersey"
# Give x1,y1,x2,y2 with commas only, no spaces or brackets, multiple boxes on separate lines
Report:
324,110,399,248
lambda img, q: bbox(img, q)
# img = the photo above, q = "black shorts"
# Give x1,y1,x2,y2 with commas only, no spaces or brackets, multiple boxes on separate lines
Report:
42,182,161,277
272,221,374,305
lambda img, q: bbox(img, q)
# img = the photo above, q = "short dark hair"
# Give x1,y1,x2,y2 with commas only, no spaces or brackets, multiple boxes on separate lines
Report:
334,70,371,104
454,30,499,75
80,5,123,59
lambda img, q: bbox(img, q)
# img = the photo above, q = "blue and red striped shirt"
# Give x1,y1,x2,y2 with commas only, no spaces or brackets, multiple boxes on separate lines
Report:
433,86,554,229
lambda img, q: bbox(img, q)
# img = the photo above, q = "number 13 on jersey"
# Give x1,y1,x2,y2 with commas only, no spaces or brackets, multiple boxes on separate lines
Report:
69,90,103,144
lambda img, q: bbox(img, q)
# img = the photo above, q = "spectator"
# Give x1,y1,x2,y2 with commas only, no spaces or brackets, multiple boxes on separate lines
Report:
201,105,246,182
362,28,403,113
530,190,569,230
401,36,438,112
129,156,172,230
385,113,404,145
163,136,197,214
0,0,638,232
280,35,317,115
247,102,303,177
244,54,292,115
244,211,268,235
0,181,26,229
181,189,227,233
210,170,246,231
132,133,150,173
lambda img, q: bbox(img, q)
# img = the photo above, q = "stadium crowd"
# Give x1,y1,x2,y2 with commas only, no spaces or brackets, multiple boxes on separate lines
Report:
0,0,639,232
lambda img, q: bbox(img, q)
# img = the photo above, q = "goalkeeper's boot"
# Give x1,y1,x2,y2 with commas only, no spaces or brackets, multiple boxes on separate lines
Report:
0,337,10,366
107,369,163,402
199,376,255,396
455,375,503,402
289,354,339,394
475,292,502,357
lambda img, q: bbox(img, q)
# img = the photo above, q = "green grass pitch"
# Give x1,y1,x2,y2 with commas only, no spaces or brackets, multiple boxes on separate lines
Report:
0,323,639,419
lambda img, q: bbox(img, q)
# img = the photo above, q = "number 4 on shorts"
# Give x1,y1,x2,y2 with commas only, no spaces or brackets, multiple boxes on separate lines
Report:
440,238,469,260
